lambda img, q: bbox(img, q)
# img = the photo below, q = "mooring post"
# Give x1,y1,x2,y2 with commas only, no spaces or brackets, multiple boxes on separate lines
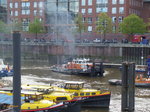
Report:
100,62,104,77
13,31,21,112
121,62,135,112
128,62,135,111
121,62,128,111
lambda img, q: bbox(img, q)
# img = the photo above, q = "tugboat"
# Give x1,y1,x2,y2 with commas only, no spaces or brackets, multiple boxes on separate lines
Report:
50,58,104,77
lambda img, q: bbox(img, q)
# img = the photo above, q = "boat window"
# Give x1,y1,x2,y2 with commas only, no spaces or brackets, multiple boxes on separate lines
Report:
74,93,78,96
80,93,84,96
86,93,90,96
56,97,67,101
92,92,96,95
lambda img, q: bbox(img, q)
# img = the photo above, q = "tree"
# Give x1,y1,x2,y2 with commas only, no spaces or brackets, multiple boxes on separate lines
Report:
119,14,146,39
29,18,45,39
74,13,86,40
147,18,150,33
95,13,112,39
0,20,7,33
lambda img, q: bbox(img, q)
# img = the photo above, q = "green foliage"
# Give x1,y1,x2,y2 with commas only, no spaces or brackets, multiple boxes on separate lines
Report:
119,14,146,35
29,18,45,38
0,20,7,33
74,13,85,35
8,22,23,32
147,18,150,33
95,13,112,36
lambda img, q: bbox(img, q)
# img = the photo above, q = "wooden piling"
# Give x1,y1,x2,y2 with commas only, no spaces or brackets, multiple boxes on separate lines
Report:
13,31,21,112
121,62,135,112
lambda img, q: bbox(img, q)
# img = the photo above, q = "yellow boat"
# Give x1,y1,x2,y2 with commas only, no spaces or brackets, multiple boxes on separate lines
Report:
22,81,111,108
0,91,65,112
53,81,111,108
0,86,82,112
22,85,82,112
21,92,65,112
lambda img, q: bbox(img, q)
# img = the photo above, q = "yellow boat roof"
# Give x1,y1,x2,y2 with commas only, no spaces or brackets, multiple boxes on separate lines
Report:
21,90,43,95
64,81,84,84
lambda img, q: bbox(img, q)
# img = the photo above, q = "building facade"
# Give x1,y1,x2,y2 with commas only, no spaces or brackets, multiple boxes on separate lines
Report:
7,0,79,32
79,0,150,33
0,0,7,23
7,0,46,31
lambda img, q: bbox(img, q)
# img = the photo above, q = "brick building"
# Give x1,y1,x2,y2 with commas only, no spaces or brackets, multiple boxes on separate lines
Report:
79,0,150,33
7,0,46,31
7,0,79,32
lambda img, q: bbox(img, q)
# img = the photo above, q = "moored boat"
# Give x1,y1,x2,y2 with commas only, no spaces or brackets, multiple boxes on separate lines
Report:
50,58,104,77
108,77,150,88
0,90,80,112
0,59,13,77
53,81,111,108
0,86,82,112
27,81,111,108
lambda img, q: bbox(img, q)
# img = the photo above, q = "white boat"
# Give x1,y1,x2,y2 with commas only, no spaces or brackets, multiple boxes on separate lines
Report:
0,59,13,77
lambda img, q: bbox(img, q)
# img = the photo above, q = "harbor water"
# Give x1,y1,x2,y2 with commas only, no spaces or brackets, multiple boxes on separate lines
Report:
2,64,150,112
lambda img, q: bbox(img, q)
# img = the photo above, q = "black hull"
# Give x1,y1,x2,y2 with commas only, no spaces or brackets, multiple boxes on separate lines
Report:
52,69,104,77
81,94,111,108
61,101,81,112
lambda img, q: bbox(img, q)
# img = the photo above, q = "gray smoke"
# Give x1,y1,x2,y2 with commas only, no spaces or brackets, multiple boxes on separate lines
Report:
46,0,78,59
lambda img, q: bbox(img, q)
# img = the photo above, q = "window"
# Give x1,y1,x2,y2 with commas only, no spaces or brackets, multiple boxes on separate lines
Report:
96,7,108,13
112,26,116,33
10,3,13,8
88,8,92,14
22,18,30,31
96,0,108,4
80,93,84,96
10,11,13,16
39,2,43,8
34,10,37,16
34,2,37,8
74,93,78,96
88,17,92,24
112,17,116,23
39,10,43,16
118,16,123,23
119,0,124,4
22,10,30,15
81,9,86,14
112,16,116,23
92,92,96,95
119,7,124,14
88,26,92,32
112,7,117,14
81,0,86,6
14,11,18,16
21,2,30,8
88,0,92,5
86,93,90,95
56,97,67,101
112,0,117,4
14,2,18,8
82,17,86,22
